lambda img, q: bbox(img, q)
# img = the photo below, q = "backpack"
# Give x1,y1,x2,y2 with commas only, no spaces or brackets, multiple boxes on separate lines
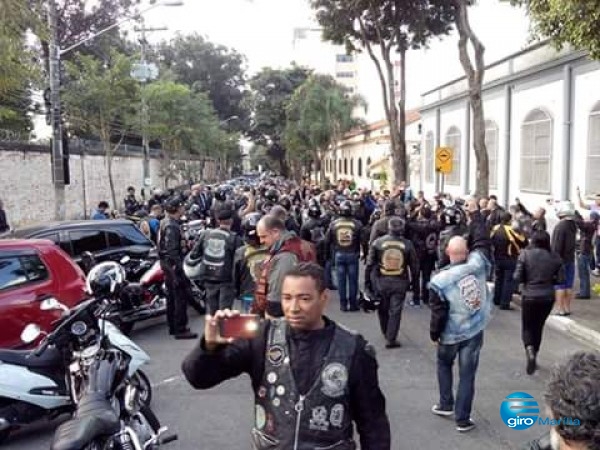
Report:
200,229,236,282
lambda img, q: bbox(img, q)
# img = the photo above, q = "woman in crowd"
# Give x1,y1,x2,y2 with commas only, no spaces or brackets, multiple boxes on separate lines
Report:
514,230,565,375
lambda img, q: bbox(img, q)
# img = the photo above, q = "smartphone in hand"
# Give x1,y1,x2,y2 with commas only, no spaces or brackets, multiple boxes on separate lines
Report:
219,314,260,339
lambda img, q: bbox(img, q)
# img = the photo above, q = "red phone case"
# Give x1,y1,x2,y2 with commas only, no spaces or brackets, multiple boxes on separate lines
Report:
219,315,260,339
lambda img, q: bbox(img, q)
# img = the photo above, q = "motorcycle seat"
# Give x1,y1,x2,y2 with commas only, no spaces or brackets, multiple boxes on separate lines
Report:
0,346,62,368
51,392,120,450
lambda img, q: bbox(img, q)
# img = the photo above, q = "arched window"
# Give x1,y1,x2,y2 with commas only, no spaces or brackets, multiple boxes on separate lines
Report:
445,126,461,185
344,158,348,175
587,102,600,193
425,132,434,183
339,159,342,174
366,157,372,177
350,158,354,176
521,108,553,193
358,158,363,177
485,120,499,189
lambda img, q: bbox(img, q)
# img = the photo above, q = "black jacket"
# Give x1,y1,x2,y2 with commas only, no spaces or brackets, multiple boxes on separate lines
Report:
551,219,578,263
182,318,391,450
576,217,597,255
491,225,528,261
407,218,440,260
158,217,183,265
514,247,565,297
0,209,8,233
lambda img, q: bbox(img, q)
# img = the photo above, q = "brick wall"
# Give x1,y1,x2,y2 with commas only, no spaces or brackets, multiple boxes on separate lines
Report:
0,142,217,227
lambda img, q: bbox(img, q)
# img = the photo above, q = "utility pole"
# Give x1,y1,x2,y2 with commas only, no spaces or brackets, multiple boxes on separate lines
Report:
135,17,166,188
48,0,66,220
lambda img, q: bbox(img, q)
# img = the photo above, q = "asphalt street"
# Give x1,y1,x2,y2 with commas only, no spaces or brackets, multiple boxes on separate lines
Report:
7,295,596,450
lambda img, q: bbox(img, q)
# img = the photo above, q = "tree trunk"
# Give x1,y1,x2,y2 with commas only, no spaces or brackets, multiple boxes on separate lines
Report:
397,47,407,185
318,149,326,188
454,0,488,197
105,141,117,212
357,17,405,186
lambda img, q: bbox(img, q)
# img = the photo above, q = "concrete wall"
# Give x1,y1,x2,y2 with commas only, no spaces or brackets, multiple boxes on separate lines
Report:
0,143,216,227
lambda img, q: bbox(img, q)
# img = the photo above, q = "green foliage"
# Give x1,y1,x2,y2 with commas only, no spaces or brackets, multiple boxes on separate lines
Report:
248,65,312,175
63,51,139,206
143,79,239,182
157,33,250,128
0,0,42,130
63,51,139,139
311,0,455,53
512,0,600,59
285,74,365,158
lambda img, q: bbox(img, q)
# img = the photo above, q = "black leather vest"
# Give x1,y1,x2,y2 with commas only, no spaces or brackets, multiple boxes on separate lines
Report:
252,319,357,450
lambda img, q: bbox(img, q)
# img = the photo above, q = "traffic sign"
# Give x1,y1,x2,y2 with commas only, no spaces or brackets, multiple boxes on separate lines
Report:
436,146,453,174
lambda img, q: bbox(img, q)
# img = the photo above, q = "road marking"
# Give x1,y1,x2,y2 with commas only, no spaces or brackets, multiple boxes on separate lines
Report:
152,375,184,388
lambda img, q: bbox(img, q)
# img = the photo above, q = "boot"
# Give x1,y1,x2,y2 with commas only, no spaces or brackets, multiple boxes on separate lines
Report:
526,346,536,375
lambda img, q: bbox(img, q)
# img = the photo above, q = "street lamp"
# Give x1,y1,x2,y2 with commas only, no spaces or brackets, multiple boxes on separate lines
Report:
47,0,184,220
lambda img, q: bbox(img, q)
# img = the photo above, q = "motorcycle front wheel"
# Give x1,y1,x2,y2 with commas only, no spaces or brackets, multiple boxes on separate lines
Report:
131,370,153,407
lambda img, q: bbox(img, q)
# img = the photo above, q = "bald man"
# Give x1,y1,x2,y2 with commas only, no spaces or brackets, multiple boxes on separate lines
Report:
428,223,493,432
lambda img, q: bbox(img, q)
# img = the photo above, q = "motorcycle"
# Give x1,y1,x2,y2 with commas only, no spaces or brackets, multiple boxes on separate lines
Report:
49,309,176,450
0,291,152,445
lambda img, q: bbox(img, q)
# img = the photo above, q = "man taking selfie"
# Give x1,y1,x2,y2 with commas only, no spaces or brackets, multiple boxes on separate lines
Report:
182,262,391,450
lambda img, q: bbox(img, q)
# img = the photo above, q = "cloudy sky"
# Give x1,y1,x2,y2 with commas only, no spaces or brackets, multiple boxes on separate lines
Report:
139,0,532,118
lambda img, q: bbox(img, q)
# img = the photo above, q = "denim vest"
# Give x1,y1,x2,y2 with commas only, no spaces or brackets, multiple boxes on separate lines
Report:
429,251,493,345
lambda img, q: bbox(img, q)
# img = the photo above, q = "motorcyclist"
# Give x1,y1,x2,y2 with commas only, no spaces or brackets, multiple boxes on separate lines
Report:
365,217,418,348
370,200,406,243
325,200,363,312
157,197,197,340
300,202,328,267
437,204,469,268
186,202,244,314
233,212,269,312
124,186,141,216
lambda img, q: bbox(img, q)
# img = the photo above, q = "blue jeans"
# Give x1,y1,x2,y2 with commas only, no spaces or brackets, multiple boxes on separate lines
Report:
577,253,592,297
335,252,359,309
437,331,484,422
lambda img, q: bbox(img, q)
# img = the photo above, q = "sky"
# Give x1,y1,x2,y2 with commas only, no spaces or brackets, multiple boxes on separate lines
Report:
140,0,533,121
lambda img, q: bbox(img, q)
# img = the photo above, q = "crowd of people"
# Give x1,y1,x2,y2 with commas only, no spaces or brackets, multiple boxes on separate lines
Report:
84,176,599,449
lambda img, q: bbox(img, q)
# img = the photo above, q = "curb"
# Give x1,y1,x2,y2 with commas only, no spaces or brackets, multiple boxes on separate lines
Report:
544,314,600,348
507,293,600,349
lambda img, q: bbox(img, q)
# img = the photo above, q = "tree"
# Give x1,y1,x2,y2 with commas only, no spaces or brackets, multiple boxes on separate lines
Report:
143,80,236,185
452,0,488,196
0,0,42,131
511,0,600,59
63,51,139,209
285,74,366,186
311,0,454,184
157,33,251,129
248,65,311,176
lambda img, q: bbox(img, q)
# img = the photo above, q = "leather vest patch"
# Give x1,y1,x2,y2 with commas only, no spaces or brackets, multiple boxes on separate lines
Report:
252,320,356,450
379,240,406,276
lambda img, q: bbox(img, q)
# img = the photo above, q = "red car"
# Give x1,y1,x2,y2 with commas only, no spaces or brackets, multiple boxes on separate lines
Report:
0,239,87,348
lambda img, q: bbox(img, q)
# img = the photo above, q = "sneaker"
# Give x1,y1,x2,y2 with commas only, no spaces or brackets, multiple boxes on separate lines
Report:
456,419,476,432
431,404,454,417
174,330,198,340
592,269,600,277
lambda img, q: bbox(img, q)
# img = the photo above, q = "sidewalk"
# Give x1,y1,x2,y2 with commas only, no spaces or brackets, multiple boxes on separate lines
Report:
511,293,600,349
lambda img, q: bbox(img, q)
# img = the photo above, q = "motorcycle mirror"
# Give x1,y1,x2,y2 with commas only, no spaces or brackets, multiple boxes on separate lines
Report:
21,323,42,344
40,296,69,313
120,255,131,265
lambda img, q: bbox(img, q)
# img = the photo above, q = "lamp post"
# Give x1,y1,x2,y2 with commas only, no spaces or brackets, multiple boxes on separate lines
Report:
47,0,184,220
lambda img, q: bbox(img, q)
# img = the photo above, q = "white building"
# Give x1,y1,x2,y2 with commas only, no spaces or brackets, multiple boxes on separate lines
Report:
292,27,359,95
420,41,600,210
322,110,421,192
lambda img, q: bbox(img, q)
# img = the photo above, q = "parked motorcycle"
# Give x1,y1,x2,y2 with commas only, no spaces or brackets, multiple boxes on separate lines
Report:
50,313,176,450
0,291,152,445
